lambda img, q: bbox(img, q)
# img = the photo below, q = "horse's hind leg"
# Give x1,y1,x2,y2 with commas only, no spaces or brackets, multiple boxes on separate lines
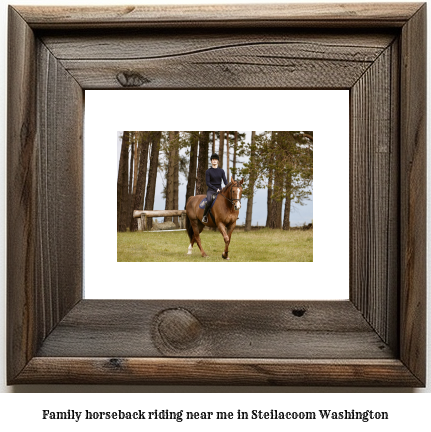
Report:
187,231,198,255
187,240,194,255
191,221,208,257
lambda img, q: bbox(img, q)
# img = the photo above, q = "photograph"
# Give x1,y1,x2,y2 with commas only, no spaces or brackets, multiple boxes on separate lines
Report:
117,131,313,262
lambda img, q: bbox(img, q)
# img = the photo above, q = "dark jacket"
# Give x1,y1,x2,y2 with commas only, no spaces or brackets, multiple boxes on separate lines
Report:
205,167,227,192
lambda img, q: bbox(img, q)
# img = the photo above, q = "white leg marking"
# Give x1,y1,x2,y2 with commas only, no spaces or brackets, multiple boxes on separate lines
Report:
187,243,193,255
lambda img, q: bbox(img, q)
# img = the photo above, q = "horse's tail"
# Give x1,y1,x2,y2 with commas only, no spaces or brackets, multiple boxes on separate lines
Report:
185,212,194,243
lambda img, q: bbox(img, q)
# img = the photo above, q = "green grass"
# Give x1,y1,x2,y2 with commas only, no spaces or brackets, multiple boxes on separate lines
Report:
117,228,313,262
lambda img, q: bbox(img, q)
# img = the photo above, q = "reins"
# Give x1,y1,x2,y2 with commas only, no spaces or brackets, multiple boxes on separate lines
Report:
219,181,242,207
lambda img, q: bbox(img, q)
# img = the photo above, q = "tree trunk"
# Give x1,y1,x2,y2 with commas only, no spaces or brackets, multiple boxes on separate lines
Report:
144,131,161,230
195,131,209,195
133,132,139,196
283,172,292,230
226,132,230,180
218,131,224,170
266,174,273,228
130,132,150,231
128,132,135,196
127,132,136,226
271,190,283,229
233,131,238,180
117,131,130,232
212,131,216,154
164,131,175,222
266,132,275,227
245,131,256,232
186,131,199,205
173,131,180,227
273,132,287,229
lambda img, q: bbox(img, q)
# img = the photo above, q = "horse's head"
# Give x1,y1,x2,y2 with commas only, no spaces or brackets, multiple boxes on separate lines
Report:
230,177,244,211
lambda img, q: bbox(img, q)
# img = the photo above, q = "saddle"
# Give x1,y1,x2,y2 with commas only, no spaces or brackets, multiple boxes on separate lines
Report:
198,194,217,210
199,195,217,224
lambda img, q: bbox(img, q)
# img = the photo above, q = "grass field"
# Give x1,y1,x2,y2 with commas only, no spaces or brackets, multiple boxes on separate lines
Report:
117,228,313,262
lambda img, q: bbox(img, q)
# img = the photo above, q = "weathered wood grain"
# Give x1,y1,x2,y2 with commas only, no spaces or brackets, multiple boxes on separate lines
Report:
42,31,395,89
59,51,378,90
40,31,395,60
15,358,423,386
35,40,84,336
16,3,423,29
399,3,427,385
387,38,401,353
36,300,394,359
350,44,398,349
7,6,38,382
7,6,83,383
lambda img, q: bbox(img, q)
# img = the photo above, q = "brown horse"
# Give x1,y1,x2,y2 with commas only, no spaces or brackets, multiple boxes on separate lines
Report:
185,177,243,259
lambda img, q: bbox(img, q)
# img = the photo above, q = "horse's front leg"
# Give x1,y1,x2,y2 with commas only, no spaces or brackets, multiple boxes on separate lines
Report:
217,222,231,260
227,221,236,242
223,222,237,260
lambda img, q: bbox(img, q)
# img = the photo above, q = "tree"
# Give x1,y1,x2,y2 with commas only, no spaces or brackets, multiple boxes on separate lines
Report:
278,131,313,229
234,131,312,230
144,131,161,230
272,132,287,229
218,131,224,169
185,131,199,204
283,170,292,230
172,131,180,226
117,131,130,232
229,131,245,181
286,131,313,229
164,131,175,222
266,131,313,229
244,131,256,232
130,131,150,231
132,132,139,201
226,132,230,180
195,131,209,195
127,132,138,228
233,131,238,180
266,132,275,227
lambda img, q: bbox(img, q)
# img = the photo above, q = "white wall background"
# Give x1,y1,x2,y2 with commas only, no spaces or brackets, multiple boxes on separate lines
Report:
85,90,349,300
0,0,429,417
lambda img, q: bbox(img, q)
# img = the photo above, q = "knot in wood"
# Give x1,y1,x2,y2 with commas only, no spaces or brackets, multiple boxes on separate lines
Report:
155,308,203,351
108,358,123,369
116,71,150,87
292,308,306,317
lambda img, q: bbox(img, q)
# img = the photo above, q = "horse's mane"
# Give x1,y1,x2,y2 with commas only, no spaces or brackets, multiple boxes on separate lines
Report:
221,182,233,194
221,180,241,194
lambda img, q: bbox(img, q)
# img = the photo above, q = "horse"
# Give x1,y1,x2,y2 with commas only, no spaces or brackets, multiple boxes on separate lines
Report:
185,177,243,260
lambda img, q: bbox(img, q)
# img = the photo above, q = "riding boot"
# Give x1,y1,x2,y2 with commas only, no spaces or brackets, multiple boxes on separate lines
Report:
202,201,211,223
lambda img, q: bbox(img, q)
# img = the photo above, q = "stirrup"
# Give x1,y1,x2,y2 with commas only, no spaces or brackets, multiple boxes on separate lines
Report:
202,215,208,223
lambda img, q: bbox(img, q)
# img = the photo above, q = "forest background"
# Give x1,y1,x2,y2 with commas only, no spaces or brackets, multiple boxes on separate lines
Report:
117,131,313,231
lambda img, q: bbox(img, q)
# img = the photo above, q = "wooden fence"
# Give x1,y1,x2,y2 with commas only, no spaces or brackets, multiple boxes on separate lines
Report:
133,210,187,231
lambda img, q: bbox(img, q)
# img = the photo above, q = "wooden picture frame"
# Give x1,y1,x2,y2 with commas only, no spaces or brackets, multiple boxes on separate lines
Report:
7,3,426,386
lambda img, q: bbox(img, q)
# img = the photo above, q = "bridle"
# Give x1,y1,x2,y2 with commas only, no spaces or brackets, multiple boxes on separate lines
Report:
220,181,242,208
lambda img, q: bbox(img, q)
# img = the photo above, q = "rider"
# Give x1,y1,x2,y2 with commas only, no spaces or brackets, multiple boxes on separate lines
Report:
202,153,228,223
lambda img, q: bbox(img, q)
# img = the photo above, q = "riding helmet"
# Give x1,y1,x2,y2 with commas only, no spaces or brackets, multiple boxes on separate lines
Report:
210,153,219,161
